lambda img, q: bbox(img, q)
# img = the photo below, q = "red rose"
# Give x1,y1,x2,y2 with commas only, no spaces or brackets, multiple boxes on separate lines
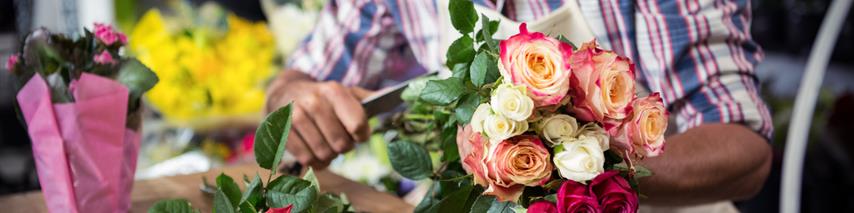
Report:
590,171,638,213
556,180,600,213
265,204,293,213
527,201,558,213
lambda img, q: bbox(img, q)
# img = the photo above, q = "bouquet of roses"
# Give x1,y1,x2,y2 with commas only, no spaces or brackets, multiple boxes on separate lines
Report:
6,24,158,212
382,0,669,212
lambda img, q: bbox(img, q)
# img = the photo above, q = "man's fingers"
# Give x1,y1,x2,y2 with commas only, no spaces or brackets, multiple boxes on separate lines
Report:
306,100,355,154
349,86,375,100
323,82,371,142
286,129,317,167
293,105,336,167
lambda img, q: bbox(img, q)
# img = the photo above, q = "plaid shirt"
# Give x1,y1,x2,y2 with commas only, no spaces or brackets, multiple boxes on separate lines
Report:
287,0,773,139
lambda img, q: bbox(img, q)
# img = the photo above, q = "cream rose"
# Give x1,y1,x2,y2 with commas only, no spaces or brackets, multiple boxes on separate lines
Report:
569,41,636,127
471,103,492,133
490,83,535,121
553,135,606,182
536,114,579,146
575,122,610,151
499,23,573,107
482,112,528,144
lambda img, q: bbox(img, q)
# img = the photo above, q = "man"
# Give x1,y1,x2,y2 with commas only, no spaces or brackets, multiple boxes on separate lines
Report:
265,0,772,207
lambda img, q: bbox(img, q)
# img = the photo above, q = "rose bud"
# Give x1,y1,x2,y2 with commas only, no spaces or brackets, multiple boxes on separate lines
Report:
553,135,605,183
535,114,579,146
491,83,535,121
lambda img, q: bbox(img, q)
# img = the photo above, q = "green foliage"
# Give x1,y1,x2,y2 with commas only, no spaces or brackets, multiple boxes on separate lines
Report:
420,77,467,105
446,35,476,68
148,199,197,213
116,59,159,112
448,0,478,33
216,174,242,208
388,140,434,180
213,190,236,213
254,104,294,173
266,176,318,212
470,52,500,88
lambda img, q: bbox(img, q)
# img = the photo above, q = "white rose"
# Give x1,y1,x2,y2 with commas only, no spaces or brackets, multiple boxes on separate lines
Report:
553,136,605,182
471,103,492,133
575,123,610,151
482,113,528,144
536,114,579,146
490,83,534,121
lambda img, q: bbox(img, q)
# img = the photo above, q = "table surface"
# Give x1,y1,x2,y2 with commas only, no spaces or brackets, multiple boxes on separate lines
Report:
0,164,414,213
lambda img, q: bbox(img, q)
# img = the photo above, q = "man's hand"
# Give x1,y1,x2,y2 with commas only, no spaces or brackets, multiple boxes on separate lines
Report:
267,71,372,169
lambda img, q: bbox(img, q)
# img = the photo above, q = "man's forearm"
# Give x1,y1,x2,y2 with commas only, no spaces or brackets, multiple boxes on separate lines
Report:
638,123,772,206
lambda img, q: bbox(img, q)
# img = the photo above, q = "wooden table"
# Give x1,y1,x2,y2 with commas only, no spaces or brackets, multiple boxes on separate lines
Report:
0,164,414,213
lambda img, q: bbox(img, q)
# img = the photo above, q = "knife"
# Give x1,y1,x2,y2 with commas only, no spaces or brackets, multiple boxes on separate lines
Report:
361,72,436,117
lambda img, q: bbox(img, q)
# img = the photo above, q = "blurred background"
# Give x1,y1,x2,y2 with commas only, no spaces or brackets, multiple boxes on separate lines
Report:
0,0,852,212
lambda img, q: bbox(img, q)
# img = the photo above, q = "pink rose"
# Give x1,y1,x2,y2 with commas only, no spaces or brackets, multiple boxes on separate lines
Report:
590,171,638,213
93,50,116,65
613,93,667,157
499,23,573,107
569,41,636,129
457,125,489,187
557,180,600,213
527,201,558,213
93,23,127,45
265,204,293,213
6,53,19,73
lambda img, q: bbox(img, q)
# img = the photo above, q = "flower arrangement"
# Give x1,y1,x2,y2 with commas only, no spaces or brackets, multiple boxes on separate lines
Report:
7,24,158,212
128,5,276,127
381,0,669,212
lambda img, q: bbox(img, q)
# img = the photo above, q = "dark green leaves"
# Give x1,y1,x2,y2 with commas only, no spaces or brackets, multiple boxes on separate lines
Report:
217,174,242,208
470,52,500,87
214,190,236,213
479,15,500,50
446,35,476,67
117,58,159,110
148,199,196,213
486,200,516,213
239,174,263,208
454,94,481,124
388,140,434,180
266,176,318,213
420,78,465,105
254,103,294,173
469,195,496,213
449,0,478,33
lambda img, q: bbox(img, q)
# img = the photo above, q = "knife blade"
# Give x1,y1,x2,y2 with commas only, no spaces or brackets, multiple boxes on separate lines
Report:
361,72,436,117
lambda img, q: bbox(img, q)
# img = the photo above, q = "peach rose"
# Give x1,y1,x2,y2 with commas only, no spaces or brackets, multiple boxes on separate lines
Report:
614,93,668,157
569,41,636,129
499,23,573,107
483,135,553,202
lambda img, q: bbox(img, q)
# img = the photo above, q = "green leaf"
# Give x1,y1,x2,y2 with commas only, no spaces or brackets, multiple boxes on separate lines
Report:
470,195,496,213
237,202,255,213
448,0,478,33
635,165,653,178
303,167,320,191
401,76,435,102
454,94,480,124
433,184,482,212
148,199,196,213
239,174,263,207
415,183,441,213
469,52,500,87
446,35,476,67
480,16,499,50
420,78,465,105
116,59,159,111
544,194,557,203
216,174,242,207
440,126,460,162
387,140,434,180
254,103,294,174
214,189,236,213
311,194,346,213
487,200,516,213
451,63,470,83
266,175,317,212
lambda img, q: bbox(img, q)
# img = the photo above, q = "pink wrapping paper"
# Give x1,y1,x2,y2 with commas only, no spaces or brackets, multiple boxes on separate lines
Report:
17,73,141,213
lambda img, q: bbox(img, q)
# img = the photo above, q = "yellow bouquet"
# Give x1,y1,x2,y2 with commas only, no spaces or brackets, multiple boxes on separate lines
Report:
129,8,276,128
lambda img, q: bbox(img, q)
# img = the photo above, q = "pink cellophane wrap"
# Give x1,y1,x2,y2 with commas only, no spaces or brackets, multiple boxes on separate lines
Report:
17,73,141,213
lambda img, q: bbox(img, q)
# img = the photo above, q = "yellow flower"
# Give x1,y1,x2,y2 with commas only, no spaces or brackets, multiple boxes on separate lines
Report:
129,9,277,127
